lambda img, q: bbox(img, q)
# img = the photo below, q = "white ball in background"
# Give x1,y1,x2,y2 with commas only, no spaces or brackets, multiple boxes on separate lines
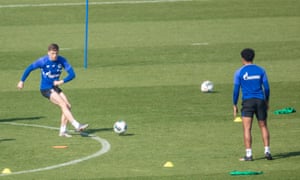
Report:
200,80,214,92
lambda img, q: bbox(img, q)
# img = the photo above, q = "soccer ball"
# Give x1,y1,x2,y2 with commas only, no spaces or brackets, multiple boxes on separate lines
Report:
113,120,127,134
200,80,214,92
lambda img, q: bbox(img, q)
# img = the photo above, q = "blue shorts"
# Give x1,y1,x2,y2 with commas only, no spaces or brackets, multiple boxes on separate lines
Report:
241,98,268,120
40,86,62,99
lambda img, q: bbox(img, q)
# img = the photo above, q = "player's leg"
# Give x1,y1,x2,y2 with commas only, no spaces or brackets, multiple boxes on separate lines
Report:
258,119,272,160
49,90,87,131
58,91,89,131
50,91,76,123
58,91,71,109
257,99,272,160
258,120,270,147
58,91,71,132
240,99,254,161
242,117,253,149
40,88,88,136
241,116,253,160
59,114,70,137
49,90,77,137
258,121,272,160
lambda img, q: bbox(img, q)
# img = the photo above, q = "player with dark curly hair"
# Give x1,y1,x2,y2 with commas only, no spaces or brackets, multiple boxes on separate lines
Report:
233,48,272,161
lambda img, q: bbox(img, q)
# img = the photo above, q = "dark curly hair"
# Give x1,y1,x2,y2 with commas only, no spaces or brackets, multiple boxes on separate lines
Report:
241,48,255,62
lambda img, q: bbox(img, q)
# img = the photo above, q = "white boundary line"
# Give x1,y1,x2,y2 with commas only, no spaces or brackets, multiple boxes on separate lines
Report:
191,42,209,46
0,122,111,176
0,0,194,8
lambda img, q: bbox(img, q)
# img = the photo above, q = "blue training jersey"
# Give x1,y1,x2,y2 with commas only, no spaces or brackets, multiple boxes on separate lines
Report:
233,64,270,105
20,55,75,90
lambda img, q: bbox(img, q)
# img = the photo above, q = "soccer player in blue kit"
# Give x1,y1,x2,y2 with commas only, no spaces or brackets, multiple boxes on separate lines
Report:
233,48,272,161
17,43,88,137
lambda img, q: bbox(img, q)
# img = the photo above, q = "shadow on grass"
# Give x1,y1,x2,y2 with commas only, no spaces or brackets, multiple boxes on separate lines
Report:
118,133,135,136
0,116,45,122
273,151,300,159
0,138,16,143
256,151,300,160
85,128,113,134
201,91,220,94
78,128,114,137
79,128,135,137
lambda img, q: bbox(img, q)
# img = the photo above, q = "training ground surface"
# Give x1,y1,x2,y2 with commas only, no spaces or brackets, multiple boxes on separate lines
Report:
0,0,300,179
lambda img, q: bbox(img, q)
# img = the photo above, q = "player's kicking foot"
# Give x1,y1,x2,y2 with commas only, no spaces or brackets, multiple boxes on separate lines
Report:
59,132,72,138
239,156,253,161
265,152,273,160
76,124,89,132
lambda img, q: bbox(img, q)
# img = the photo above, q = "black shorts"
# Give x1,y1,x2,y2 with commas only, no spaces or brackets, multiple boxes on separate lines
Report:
40,86,62,99
241,99,268,120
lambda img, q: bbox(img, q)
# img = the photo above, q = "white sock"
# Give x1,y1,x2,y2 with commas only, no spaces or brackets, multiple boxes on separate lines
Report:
246,149,252,157
60,125,67,133
264,146,271,154
71,120,80,129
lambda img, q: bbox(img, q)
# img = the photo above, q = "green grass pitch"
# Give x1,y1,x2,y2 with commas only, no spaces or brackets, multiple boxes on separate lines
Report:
0,0,300,179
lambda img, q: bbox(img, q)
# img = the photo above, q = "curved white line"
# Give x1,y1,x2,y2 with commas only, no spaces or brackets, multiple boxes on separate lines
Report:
0,122,110,176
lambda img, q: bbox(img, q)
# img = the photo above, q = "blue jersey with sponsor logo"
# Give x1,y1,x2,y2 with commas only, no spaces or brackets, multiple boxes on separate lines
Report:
233,64,269,105
20,55,75,90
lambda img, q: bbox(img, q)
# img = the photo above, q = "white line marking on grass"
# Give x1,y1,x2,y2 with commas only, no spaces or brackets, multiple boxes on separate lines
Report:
191,42,209,46
60,48,71,51
0,122,111,176
0,0,195,8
